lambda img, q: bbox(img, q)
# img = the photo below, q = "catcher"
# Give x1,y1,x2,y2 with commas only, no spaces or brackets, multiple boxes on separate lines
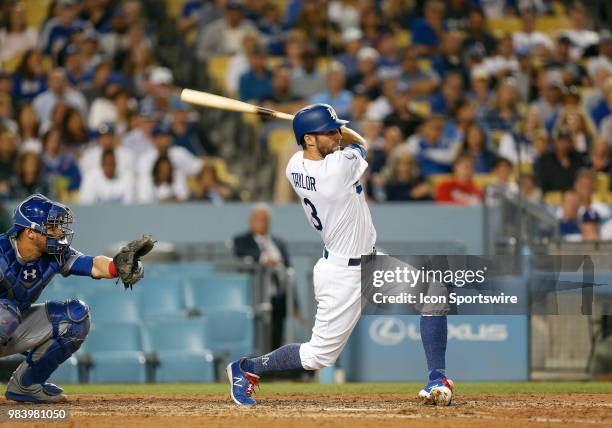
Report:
0,194,154,403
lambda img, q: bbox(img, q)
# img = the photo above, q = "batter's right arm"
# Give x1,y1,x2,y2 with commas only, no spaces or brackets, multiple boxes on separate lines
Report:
341,126,368,152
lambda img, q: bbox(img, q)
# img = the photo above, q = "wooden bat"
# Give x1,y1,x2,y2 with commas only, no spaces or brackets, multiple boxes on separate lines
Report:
180,88,366,145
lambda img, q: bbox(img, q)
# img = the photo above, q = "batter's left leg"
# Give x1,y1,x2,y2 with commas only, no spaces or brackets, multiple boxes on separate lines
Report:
2,300,90,403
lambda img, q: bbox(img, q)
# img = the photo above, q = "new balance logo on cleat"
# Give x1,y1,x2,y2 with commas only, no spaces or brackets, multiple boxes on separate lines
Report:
227,359,260,406
262,355,269,366
233,377,242,387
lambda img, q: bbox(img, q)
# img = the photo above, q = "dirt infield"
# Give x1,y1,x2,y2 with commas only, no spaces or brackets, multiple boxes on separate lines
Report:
1,392,611,428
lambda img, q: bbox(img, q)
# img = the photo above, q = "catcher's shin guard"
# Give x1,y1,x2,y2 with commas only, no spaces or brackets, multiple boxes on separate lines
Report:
20,300,90,387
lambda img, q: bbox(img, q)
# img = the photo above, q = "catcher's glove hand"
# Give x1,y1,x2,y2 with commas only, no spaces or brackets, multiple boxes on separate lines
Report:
113,235,155,289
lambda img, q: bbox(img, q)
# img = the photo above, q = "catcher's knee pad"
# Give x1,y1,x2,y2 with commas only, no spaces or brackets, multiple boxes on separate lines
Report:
0,299,21,347
46,299,91,345
21,300,90,386
299,342,338,370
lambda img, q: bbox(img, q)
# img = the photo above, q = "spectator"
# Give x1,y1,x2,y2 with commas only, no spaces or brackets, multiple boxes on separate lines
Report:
410,0,446,56
482,34,519,78
122,105,157,154
137,124,203,186
11,49,47,102
346,46,380,98
233,203,293,349
39,0,91,58
16,103,40,142
376,32,402,77
530,72,564,134
257,2,287,56
310,62,352,120
483,77,521,133
83,61,112,104
480,0,518,18
63,43,93,90
360,6,383,47
588,137,611,173
239,45,273,102
462,123,497,173
191,163,237,204
399,48,440,98
512,9,553,58
290,44,325,99
573,168,610,221
382,82,424,140
140,66,175,116
558,190,582,241
226,29,262,95
138,155,189,203
61,107,89,150
0,2,37,62
0,128,18,199
365,74,399,121
80,122,134,177
179,0,222,37
560,2,599,60
335,28,363,80
444,0,470,31
546,35,589,88
87,73,129,131
262,66,306,115
328,0,361,33
169,97,209,156
590,76,612,129
405,115,460,177
435,154,482,205
431,30,467,80
33,68,87,127
196,0,258,61
383,149,432,202
462,8,498,57
587,32,612,81
295,0,335,54
79,148,135,204
41,127,81,195
518,172,542,204
554,106,597,153
468,66,493,117
498,109,549,165
485,157,518,204
430,71,464,115
535,130,586,193
580,211,601,241
9,151,51,200
368,123,401,174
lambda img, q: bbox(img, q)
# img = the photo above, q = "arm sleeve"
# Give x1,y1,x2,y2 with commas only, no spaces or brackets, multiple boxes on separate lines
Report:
60,248,93,277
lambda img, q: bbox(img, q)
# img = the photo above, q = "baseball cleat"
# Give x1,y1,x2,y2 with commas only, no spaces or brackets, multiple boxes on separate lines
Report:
227,358,260,406
5,364,67,403
418,377,454,406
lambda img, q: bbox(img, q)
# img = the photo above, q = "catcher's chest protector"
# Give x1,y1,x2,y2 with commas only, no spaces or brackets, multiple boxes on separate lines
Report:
0,234,63,312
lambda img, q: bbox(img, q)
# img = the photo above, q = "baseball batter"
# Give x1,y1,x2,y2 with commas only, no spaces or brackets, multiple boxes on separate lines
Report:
0,194,153,403
228,104,453,406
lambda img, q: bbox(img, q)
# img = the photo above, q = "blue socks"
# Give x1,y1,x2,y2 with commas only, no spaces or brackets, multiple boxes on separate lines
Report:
420,315,447,381
242,343,303,375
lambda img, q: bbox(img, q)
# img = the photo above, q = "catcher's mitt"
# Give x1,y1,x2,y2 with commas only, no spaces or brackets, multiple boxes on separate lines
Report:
113,235,155,289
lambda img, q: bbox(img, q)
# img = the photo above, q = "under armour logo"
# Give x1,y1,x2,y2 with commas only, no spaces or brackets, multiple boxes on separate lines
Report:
327,106,338,120
22,269,37,280
233,377,243,387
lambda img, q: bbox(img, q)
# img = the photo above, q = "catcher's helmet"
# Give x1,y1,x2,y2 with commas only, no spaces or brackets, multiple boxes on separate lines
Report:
8,194,74,261
292,103,348,145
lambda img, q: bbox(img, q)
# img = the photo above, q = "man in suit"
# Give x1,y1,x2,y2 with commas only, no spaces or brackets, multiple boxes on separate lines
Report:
233,204,293,350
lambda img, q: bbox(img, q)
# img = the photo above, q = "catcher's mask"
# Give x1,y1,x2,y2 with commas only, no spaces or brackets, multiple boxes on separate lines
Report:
8,193,75,264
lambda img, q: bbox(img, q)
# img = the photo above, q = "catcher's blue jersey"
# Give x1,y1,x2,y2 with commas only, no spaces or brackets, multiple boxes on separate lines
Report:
0,233,84,312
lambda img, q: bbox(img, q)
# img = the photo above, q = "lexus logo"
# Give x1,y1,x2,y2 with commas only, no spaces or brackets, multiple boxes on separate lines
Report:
369,317,406,346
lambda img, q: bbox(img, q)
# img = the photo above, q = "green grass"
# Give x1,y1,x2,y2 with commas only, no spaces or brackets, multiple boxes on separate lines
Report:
61,382,612,395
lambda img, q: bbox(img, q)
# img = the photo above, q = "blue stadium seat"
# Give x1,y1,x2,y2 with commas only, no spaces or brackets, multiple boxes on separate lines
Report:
82,290,141,323
201,307,255,365
81,323,147,383
137,278,188,320
147,263,215,278
143,319,214,382
185,274,251,311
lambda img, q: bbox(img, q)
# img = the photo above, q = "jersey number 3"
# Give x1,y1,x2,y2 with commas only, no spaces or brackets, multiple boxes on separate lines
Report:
303,198,323,231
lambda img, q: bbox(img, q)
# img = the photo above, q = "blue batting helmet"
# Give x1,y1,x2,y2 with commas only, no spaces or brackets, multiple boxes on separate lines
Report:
9,194,74,261
292,104,348,145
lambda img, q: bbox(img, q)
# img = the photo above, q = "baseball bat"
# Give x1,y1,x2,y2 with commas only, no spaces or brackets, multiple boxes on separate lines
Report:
180,88,366,145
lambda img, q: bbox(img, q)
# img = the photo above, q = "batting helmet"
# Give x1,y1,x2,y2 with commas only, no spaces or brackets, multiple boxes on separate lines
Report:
292,104,348,145
8,194,74,261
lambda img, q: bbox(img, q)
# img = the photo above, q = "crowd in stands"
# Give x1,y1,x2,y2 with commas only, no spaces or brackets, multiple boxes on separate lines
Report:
0,0,612,240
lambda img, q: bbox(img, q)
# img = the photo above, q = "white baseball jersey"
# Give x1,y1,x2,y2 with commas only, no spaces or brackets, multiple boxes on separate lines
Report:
285,144,376,258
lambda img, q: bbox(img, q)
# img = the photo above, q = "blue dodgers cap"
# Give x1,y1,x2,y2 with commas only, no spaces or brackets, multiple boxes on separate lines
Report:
97,122,116,136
